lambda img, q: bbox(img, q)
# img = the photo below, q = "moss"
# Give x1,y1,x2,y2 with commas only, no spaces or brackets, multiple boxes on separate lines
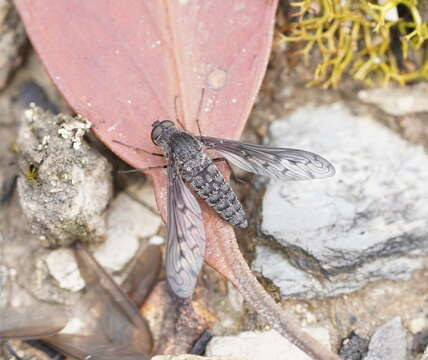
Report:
281,0,428,87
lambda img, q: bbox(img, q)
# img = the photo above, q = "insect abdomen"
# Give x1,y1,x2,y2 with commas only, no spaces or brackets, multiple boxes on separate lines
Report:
189,162,248,228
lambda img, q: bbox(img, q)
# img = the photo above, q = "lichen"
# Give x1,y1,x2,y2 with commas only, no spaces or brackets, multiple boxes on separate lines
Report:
281,0,428,87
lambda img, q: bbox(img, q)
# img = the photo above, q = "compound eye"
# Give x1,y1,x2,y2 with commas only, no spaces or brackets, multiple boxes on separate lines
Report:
151,120,175,144
151,125,164,144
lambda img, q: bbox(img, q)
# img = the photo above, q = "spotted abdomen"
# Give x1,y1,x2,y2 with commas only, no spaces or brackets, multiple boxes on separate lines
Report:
189,162,248,228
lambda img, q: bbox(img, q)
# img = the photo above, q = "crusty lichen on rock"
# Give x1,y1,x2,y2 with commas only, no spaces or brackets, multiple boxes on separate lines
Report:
16,105,113,247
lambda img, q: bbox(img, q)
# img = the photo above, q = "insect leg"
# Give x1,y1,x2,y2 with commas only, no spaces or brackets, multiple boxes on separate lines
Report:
113,139,164,157
173,89,205,134
174,96,186,129
118,164,167,174
212,157,246,184
212,157,227,163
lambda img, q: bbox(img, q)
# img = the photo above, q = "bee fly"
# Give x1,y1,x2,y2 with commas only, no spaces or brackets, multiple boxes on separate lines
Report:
117,113,335,299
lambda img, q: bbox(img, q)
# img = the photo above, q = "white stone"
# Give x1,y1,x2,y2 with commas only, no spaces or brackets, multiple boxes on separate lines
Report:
409,316,426,334
94,193,161,272
253,245,422,299
126,182,158,211
258,102,428,298
149,235,164,245
44,248,85,292
206,329,330,360
358,86,428,116
365,317,407,360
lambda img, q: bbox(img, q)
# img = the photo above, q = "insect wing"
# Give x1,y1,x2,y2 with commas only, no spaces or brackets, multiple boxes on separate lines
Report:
199,136,335,180
166,161,206,298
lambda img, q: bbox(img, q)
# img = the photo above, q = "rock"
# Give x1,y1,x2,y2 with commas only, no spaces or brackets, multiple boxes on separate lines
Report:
423,346,428,360
409,317,426,334
149,235,165,245
0,0,27,89
0,174,16,204
44,248,85,292
358,86,428,116
412,329,428,355
152,356,243,360
256,102,428,299
126,181,158,212
18,80,59,114
338,331,369,360
206,328,331,360
0,264,10,306
253,246,423,299
94,193,162,272
44,192,161,285
17,105,113,247
365,317,407,360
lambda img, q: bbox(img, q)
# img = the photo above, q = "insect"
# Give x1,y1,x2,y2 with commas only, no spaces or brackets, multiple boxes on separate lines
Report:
118,115,335,299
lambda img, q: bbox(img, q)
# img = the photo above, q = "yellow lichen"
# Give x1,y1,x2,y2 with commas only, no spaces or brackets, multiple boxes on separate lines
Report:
281,0,428,87
24,164,39,183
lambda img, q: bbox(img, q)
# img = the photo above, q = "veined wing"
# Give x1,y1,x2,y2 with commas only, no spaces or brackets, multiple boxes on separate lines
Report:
199,136,335,180
166,160,206,298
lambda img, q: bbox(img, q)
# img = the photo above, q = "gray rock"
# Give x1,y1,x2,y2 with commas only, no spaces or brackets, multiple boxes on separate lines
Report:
409,316,426,335
256,102,428,299
0,264,10,306
253,246,422,299
358,86,428,116
365,317,407,360
44,248,85,292
94,192,161,272
43,192,161,289
412,329,428,355
0,0,27,89
206,328,331,360
338,331,369,360
17,106,113,247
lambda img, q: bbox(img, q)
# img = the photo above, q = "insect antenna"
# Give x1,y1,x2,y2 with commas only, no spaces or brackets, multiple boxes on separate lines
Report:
195,88,206,137
112,140,164,157
112,140,166,173
173,88,205,135
173,96,186,129
118,165,167,174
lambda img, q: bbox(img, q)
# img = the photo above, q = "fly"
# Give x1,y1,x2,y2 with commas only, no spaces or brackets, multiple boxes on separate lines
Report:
116,108,335,299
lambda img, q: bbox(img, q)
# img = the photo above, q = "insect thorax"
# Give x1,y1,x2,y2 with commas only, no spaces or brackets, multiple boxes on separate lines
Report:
167,132,203,165
167,131,248,228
